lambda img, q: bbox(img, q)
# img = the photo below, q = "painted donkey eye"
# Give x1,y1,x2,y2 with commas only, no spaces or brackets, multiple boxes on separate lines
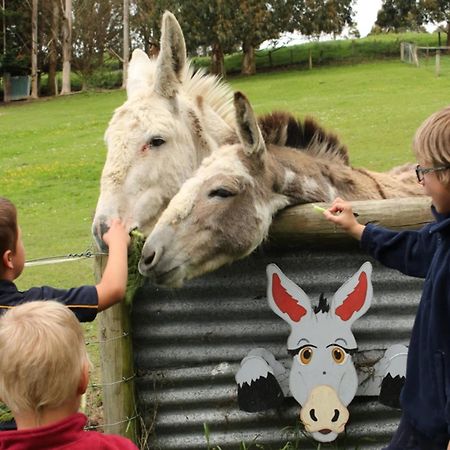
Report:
299,346,314,365
331,346,347,364
208,188,236,198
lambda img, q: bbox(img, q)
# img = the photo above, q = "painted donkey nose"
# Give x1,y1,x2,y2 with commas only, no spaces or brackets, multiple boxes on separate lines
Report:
300,385,349,436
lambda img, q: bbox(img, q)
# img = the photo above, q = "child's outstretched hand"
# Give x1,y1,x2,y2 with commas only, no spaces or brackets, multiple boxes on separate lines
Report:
323,198,365,241
102,219,131,249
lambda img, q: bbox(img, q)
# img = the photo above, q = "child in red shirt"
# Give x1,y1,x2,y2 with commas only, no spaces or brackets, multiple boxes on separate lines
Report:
0,300,138,450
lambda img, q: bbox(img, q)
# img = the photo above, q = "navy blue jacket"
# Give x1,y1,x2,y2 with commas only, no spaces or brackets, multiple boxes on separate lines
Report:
0,281,98,322
361,207,450,440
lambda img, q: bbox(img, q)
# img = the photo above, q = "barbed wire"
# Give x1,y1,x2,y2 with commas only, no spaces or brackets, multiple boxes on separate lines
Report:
84,414,140,431
85,331,130,346
25,247,107,267
90,374,136,389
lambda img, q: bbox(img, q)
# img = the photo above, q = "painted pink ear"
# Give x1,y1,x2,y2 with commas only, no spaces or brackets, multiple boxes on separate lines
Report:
335,272,368,321
272,273,307,322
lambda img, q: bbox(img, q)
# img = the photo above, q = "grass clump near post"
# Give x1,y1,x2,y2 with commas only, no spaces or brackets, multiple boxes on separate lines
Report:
0,403,13,423
126,230,146,307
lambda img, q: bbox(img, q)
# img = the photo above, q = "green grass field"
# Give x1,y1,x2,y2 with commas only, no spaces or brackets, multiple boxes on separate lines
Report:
1,58,450,440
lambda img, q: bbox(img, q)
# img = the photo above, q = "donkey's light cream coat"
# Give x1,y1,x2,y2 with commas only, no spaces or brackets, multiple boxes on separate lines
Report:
92,11,236,249
139,92,423,287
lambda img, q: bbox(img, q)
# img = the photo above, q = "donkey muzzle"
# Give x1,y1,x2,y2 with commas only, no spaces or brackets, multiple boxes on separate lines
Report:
300,385,349,442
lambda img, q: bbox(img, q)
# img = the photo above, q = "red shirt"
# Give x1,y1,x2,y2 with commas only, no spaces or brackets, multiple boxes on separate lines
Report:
0,413,139,450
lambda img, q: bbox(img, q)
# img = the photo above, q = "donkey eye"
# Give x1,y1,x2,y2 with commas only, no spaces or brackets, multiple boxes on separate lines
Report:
208,188,236,198
331,346,347,364
149,137,165,147
299,346,314,365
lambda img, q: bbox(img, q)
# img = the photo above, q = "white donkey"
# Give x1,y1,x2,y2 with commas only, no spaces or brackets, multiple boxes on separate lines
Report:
92,11,236,250
236,262,373,443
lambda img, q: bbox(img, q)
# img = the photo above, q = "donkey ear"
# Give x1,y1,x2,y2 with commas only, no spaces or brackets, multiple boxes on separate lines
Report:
126,49,155,98
154,11,187,99
266,264,313,326
331,262,372,325
234,92,267,158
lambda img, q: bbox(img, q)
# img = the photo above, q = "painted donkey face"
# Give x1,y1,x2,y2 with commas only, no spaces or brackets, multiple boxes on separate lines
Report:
267,262,372,442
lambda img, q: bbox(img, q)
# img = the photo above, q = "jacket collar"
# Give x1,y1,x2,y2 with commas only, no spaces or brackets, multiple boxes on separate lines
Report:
429,205,450,235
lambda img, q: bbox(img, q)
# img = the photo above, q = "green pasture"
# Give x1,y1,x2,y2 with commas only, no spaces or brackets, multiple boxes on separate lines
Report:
2,57,450,297
1,58,450,443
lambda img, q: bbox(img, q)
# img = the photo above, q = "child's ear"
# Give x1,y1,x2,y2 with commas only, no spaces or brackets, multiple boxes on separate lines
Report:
2,250,14,270
77,361,90,395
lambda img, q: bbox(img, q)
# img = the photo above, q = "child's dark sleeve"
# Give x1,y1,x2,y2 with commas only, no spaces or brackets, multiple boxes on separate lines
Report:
23,285,99,322
360,223,437,278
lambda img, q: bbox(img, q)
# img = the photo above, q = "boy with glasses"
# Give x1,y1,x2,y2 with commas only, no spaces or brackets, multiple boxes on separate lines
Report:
323,105,450,450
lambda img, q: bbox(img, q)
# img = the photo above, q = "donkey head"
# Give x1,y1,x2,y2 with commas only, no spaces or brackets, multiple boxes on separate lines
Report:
92,11,234,251
139,92,290,286
267,262,372,442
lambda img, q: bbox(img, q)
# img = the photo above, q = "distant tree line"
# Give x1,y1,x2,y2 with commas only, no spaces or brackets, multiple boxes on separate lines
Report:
374,0,450,47
0,0,355,97
1,0,448,98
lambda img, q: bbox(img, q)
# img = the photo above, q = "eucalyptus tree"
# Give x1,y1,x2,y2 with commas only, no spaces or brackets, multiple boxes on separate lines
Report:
234,0,294,75
419,0,450,45
292,0,355,39
375,0,422,32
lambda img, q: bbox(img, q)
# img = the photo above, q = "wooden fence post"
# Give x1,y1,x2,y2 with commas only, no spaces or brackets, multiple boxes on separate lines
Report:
95,255,138,444
413,44,419,67
436,49,441,77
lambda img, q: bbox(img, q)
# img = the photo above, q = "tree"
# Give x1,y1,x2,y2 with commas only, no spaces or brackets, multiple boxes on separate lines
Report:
0,1,32,76
376,0,422,32
31,0,38,98
131,0,178,56
234,0,294,75
419,0,450,46
292,0,355,39
47,0,60,96
122,0,129,88
72,0,120,90
60,0,72,94
177,0,236,77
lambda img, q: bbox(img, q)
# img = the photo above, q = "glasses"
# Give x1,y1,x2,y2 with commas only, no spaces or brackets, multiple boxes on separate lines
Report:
415,164,450,182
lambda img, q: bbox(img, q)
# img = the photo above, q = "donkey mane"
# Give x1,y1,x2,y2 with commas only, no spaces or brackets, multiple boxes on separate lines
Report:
183,65,236,128
258,111,350,166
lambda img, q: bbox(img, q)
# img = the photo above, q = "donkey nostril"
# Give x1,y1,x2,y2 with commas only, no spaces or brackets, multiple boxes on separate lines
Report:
143,251,155,267
309,409,318,422
99,221,110,238
331,409,340,422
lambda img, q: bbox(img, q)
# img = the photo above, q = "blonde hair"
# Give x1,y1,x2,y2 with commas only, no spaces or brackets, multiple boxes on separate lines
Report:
0,301,89,416
413,105,450,186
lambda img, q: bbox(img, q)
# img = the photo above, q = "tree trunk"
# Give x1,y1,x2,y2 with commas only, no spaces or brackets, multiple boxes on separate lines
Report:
210,42,225,77
121,0,129,88
30,0,39,99
60,0,72,95
48,0,59,96
447,21,450,48
241,41,256,75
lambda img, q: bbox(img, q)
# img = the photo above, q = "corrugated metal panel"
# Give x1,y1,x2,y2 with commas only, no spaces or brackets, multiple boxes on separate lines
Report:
132,246,422,449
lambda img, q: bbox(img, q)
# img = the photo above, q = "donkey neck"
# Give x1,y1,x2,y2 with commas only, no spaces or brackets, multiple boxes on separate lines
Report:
268,145,347,204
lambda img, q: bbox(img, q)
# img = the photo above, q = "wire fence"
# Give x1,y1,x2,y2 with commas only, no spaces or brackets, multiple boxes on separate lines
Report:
400,42,450,77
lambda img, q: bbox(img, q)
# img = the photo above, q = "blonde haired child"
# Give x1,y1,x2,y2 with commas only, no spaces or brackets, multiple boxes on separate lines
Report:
0,300,138,449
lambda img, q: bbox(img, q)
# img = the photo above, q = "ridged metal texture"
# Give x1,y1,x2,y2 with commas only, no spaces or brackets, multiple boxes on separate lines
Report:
132,244,422,450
